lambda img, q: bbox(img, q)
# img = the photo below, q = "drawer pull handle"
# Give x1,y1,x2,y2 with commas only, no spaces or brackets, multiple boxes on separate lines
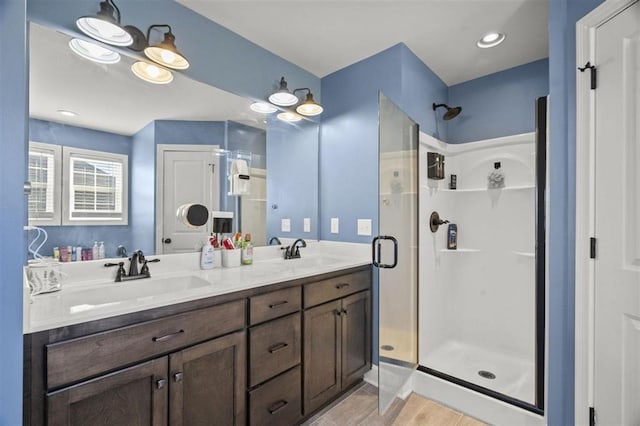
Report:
152,329,184,342
268,399,289,414
156,379,166,389
174,372,183,382
268,342,289,353
269,300,288,308
335,283,350,289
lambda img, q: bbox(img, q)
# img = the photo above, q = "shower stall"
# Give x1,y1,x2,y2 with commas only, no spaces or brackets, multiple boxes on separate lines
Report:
376,95,546,419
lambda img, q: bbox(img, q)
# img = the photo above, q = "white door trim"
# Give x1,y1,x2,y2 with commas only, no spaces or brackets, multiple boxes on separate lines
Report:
575,1,638,424
155,144,220,254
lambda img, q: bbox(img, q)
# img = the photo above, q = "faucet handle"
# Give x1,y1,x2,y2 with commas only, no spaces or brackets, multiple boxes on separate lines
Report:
105,262,126,282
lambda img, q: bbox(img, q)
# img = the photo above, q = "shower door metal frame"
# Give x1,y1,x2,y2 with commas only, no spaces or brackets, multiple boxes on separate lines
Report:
418,97,547,415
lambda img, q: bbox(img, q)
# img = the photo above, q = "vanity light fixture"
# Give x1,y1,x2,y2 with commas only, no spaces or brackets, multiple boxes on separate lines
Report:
268,77,299,106
69,38,121,64
294,89,323,116
250,102,278,114
477,32,506,49
277,111,303,122
76,0,133,47
131,61,174,85
143,25,190,70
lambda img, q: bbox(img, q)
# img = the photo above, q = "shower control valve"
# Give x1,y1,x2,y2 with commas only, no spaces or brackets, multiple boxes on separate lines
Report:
429,211,450,233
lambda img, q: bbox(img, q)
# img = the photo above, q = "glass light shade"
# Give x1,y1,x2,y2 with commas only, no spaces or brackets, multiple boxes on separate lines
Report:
144,32,189,70
296,93,323,116
250,102,278,114
269,91,299,107
131,61,173,85
69,38,121,64
277,112,302,122
76,16,133,47
477,32,506,48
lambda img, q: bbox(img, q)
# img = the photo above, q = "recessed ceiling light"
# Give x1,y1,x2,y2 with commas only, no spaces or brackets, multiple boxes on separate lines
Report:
69,38,121,64
250,102,278,114
57,110,78,117
477,32,506,49
277,112,302,122
131,61,173,85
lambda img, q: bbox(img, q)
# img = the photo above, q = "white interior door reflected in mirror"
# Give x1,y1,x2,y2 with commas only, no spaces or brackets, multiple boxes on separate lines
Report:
158,145,220,254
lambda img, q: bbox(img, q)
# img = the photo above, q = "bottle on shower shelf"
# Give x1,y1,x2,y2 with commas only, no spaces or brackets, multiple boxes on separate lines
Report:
488,161,505,189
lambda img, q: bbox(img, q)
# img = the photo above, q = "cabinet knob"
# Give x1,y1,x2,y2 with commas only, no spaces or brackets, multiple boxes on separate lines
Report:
174,372,183,382
156,379,166,389
334,309,342,316
163,238,172,244
342,309,348,315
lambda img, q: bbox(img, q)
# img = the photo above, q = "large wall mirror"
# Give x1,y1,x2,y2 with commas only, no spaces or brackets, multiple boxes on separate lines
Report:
27,16,319,257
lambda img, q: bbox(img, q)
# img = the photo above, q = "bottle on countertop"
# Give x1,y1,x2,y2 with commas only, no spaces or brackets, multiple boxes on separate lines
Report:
92,241,99,260
447,224,458,250
241,233,253,265
200,240,215,270
98,241,105,259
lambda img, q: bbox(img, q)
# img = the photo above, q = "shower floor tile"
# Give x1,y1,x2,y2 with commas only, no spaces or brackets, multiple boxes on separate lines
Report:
423,340,535,404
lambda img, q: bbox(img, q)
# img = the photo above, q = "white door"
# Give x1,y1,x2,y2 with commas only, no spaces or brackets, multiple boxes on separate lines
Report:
160,149,219,254
594,2,640,424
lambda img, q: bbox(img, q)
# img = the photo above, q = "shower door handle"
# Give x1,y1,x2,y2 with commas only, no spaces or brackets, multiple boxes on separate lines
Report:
372,235,398,269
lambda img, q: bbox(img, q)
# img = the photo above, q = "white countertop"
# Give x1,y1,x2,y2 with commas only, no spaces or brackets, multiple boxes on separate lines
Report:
23,241,371,333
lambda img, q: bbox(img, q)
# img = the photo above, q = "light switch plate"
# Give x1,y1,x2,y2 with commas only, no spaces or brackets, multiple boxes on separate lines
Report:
281,218,291,232
357,219,372,236
303,218,311,233
330,218,339,234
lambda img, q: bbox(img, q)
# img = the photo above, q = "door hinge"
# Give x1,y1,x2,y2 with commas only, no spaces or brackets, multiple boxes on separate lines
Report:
578,62,597,90
589,406,596,426
590,237,597,259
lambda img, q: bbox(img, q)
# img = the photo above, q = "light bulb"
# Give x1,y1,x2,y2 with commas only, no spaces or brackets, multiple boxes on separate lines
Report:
160,50,176,64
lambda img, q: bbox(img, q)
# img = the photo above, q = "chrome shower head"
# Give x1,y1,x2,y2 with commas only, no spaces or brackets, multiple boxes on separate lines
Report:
433,103,462,121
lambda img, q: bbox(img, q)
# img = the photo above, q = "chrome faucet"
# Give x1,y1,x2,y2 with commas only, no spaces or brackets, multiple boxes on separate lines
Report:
105,250,160,282
284,239,306,259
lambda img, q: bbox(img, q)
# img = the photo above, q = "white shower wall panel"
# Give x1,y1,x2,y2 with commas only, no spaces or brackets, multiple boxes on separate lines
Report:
419,133,536,377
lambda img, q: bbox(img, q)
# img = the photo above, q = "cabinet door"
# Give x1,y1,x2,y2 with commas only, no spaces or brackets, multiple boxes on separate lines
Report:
169,331,246,426
341,291,371,388
303,300,342,415
46,358,168,426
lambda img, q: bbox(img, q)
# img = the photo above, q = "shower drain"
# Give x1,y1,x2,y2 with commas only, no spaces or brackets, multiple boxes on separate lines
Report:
478,370,496,380
380,345,395,351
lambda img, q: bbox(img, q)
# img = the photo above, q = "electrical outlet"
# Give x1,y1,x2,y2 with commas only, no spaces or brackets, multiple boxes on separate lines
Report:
357,219,372,236
331,218,339,234
281,218,291,232
303,218,311,233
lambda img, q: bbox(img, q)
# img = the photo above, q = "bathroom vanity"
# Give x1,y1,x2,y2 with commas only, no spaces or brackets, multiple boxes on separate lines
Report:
23,250,372,426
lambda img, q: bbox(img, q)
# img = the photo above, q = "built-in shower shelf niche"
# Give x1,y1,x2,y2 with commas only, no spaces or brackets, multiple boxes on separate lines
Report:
433,185,535,193
437,248,480,253
513,251,535,258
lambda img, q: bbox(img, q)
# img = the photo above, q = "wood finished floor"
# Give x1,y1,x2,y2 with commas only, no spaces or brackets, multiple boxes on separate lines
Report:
303,383,486,426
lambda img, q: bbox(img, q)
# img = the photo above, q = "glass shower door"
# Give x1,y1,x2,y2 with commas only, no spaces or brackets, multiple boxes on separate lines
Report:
375,93,419,414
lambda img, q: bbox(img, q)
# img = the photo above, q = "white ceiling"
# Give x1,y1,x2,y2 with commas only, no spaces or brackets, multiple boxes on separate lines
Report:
29,24,267,136
179,0,548,85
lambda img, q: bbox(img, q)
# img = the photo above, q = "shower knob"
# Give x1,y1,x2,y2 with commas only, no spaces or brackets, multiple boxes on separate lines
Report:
429,211,449,233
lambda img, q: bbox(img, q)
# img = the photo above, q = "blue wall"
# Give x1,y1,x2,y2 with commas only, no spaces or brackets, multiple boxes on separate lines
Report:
0,1,26,424
547,0,604,424
28,119,133,258
448,59,550,143
131,121,156,254
267,119,319,240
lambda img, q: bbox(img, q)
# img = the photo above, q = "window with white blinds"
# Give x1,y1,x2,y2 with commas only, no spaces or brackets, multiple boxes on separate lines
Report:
62,147,128,225
28,142,61,225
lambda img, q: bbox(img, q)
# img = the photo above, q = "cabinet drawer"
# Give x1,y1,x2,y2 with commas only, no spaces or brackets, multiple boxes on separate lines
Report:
250,286,301,325
47,300,246,389
304,270,371,308
249,313,301,387
249,366,301,426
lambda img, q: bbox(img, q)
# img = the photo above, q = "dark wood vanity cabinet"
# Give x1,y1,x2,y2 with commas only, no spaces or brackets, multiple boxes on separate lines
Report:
303,272,372,415
25,265,372,426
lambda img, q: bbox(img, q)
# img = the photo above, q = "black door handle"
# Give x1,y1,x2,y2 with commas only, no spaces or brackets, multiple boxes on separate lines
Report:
163,238,172,244
372,235,398,269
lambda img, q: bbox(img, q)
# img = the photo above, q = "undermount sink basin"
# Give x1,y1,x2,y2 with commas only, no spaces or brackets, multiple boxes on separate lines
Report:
43,275,211,313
